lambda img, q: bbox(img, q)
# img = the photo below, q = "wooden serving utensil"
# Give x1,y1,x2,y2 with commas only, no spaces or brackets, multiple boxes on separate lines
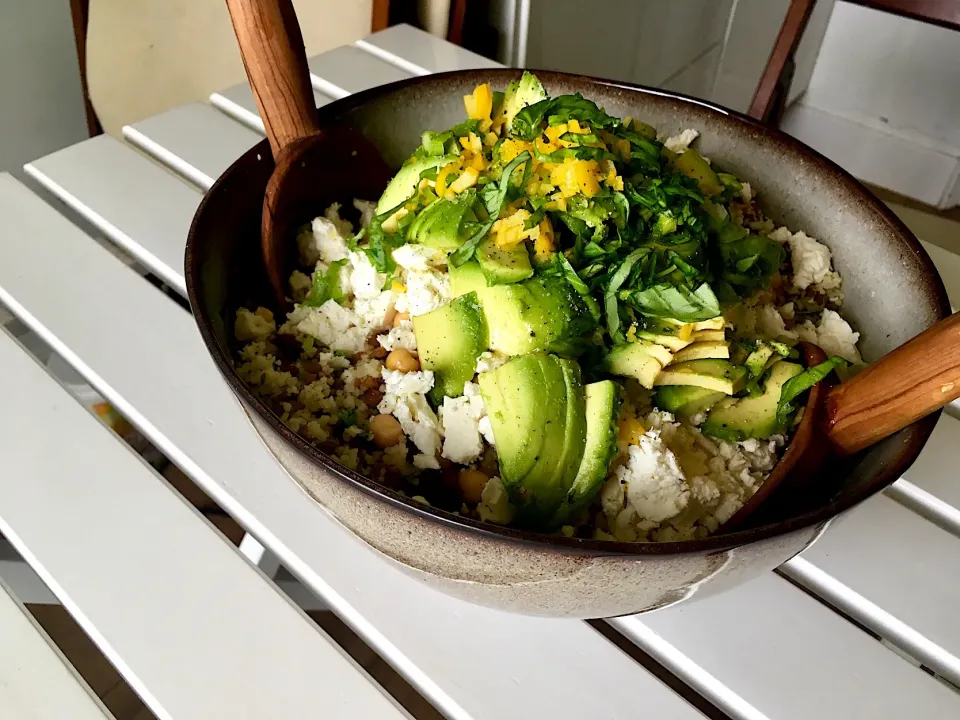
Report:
224,0,394,307
724,312,960,530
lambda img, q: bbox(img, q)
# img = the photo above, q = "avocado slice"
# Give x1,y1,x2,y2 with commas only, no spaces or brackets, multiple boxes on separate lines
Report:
691,329,725,343
476,237,534,285
449,260,488,297
412,292,488,402
376,154,458,214
551,379,621,526
478,353,584,527
406,197,473,250
692,316,725,331
702,360,803,441
478,277,594,357
654,359,747,395
671,148,723,196
671,340,729,363
604,341,671,388
501,71,547,129
744,340,790,377
635,320,694,351
655,385,726,418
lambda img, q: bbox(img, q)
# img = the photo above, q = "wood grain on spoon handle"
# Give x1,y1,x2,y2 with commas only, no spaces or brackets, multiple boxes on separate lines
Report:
224,0,320,158
825,312,960,455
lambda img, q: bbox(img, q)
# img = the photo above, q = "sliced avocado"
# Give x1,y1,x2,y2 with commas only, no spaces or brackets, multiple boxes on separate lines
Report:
692,316,725,331
702,361,804,441
671,148,722,196
672,341,729,363
745,344,775,377
604,341,671,389
551,379,621,525
449,260,487,297
478,277,594,357
476,238,534,285
632,119,657,140
692,329,725,343
653,359,747,395
412,292,488,403
503,71,547,129
655,386,726,418
376,154,458,214
406,197,472,250
478,353,584,527
635,320,694,351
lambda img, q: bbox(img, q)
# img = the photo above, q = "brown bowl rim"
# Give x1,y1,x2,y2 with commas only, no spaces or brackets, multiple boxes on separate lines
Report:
185,68,949,557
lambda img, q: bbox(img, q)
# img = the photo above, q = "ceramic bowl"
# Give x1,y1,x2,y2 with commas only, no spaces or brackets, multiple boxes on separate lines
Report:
185,70,948,618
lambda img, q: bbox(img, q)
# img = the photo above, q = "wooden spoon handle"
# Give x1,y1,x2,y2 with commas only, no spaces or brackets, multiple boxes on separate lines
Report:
224,0,320,158
825,311,960,455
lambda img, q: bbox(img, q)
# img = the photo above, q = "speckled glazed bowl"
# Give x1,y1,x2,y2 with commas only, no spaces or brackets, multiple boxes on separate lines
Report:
185,70,948,618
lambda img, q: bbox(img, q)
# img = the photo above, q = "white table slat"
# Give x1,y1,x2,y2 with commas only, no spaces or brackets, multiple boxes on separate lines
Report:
122,102,261,190
356,24,500,75
0,177,702,720
611,572,960,720
24,135,197,296
0,578,110,720
307,44,413,98
0,303,406,720
210,83,334,134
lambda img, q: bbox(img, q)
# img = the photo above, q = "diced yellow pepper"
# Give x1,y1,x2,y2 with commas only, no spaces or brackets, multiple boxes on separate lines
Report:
449,166,479,194
544,123,568,144
490,209,532,249
391,281,407,293
618,416,646,445
498,138,532,164
463,83,493,120
549,158,600,198
566,119,591,134
677,323,694,341
545,194,567,212
534,216,555,258
435,158,462,199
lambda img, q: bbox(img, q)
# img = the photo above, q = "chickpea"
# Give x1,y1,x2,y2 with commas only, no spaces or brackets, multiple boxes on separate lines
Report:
369,414,405,448
458,469,488,504
393,311,411,327
386,348,420,373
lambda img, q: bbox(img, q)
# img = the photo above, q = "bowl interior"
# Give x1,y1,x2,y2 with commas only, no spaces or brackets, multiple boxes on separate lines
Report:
185,69,949,556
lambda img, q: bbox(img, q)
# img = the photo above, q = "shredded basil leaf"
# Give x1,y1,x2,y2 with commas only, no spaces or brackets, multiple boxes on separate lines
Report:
303,259,348,307
776,356,849,428
627,282,720,322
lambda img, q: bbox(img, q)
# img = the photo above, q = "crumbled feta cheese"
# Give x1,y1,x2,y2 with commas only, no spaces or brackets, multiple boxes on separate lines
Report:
347,251,387,300
353,199,376,229
299,217,350,266
740,182,753,203
354,290,396,330
615,428,690,523
395,264,451,316
378,319,417,351
787,230,833,291
379,369,442,467
663,128,699,154
392,243,446,271
475,351,509,375
234,307,275,341
439,382,487,464
796,309,862,363
478,416,496,446
478,476,514,524
289,270,312,302
288,301,370,353
323,202,354,238
756,303,797,341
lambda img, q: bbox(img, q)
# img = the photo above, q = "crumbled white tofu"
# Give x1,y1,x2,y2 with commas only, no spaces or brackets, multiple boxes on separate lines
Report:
353,199,376,229
478,476,514,524
395,264,451,316
347,251,387,300
663,128,699,154
439,382,488,464
615,429,690,523
234,308,275,341
392,243,446,271
287,301,369,353
796,309,862,363
379,369,442,468
378,319,417,351
475,350,509,375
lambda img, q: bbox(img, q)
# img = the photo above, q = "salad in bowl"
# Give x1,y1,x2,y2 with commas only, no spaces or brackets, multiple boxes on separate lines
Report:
232,72,861,543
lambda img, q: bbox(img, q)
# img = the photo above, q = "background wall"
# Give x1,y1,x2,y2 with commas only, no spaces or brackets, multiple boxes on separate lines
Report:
0,0,89,179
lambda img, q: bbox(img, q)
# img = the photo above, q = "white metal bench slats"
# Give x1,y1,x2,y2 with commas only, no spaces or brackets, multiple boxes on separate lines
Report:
0,578,110,720
210,84,335,135
121,102,262,190
0,289,408,720
356,24,500,75
15,111,960,720
0,176,702,720
306,44,414,98
611,572,960,719
24,135,197,297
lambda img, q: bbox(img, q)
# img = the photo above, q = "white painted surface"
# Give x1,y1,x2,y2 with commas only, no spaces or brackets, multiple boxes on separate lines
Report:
0,296,407,720
0,578,110,719
210,84,334,134
0,0,89,178
357,24,499,74
308,45,414,98
0,175,702,720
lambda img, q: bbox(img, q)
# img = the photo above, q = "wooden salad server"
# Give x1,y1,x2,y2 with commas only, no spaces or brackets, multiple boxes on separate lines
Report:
724,311,960,529
224,0,393,306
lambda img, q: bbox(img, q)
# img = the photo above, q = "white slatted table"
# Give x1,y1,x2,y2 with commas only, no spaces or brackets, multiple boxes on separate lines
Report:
2,23,959,719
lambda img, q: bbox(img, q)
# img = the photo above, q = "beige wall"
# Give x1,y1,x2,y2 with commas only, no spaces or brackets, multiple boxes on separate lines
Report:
87,0,374,136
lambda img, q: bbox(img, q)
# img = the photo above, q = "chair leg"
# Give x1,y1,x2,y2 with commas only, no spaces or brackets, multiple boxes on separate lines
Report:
68,0,103,137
